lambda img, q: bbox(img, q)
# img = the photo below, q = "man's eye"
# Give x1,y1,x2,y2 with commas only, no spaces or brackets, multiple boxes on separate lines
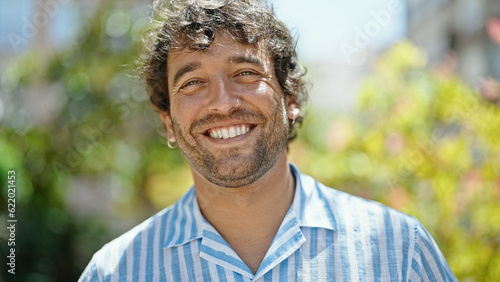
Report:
239,71,256,76
182,80,200,88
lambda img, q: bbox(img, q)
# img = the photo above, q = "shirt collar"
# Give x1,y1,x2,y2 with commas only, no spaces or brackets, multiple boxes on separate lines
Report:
164,163,338,250
163,188,204,249
289,163,339,231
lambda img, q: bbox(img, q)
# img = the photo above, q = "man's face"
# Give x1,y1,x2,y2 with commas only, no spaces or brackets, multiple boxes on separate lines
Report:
161,33,296,188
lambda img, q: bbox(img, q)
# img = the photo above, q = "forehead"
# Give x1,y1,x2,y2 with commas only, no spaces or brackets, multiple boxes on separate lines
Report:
167,32,271,68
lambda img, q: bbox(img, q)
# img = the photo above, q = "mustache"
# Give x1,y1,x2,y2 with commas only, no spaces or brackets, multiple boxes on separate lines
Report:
190,109,265,132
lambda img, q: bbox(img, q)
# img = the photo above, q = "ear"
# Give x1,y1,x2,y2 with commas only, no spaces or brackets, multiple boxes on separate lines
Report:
284,95,300,121
160,111,176,143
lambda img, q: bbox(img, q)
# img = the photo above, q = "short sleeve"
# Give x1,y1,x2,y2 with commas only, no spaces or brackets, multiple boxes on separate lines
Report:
408,220,457,282
78,258,100,282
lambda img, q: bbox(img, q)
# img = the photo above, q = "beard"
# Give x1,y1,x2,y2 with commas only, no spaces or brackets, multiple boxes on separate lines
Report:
170,104,289,188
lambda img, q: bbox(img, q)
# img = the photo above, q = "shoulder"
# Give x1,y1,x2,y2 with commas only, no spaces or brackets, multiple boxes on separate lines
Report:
300,172,419,230
409,221,457,281
79,188,195,282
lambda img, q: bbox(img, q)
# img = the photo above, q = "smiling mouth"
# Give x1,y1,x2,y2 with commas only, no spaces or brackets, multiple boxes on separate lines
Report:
205,124,255,139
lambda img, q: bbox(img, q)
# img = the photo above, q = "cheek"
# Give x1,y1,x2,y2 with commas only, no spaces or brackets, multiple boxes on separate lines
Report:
240,82,281,108
171,96,206,125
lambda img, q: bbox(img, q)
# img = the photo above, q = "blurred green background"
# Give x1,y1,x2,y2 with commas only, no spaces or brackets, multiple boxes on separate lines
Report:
1,0,500,281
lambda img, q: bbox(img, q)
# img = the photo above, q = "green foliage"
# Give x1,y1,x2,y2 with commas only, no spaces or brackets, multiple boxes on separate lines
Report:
290,42,500,281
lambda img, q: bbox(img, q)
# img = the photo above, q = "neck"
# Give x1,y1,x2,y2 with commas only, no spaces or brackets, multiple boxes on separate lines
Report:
193,153,294,221
192,153,295,273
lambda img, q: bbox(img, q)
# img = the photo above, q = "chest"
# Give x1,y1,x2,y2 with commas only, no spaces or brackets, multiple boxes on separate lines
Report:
157,228,408,281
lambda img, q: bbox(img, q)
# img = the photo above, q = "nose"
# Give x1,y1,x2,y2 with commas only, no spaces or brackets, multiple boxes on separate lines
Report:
207,76,240,113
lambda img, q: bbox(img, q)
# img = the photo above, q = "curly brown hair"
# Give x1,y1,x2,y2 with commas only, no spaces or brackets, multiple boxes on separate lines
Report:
141,0,308,142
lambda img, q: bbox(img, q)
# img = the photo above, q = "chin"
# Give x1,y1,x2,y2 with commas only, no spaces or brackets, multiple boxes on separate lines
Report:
203,162,264,188
207,177,258,189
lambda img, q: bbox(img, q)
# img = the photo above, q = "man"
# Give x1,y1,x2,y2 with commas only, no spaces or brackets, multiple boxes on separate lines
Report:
80,0,457,281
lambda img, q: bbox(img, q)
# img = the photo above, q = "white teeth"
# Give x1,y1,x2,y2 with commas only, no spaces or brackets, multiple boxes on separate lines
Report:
209,125,251,139
229,127,236,138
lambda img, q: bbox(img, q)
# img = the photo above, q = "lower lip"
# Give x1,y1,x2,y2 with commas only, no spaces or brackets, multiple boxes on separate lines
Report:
203,127,255,144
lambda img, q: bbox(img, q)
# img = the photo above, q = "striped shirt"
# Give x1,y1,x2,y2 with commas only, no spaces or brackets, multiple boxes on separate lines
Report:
79,164,457,281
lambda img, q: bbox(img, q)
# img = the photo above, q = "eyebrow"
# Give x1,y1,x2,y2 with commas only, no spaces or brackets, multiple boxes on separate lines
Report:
228,55,264,68
172,61,202,88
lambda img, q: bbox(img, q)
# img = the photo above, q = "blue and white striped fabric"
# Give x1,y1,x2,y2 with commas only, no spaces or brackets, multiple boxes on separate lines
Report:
79,164,457,281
